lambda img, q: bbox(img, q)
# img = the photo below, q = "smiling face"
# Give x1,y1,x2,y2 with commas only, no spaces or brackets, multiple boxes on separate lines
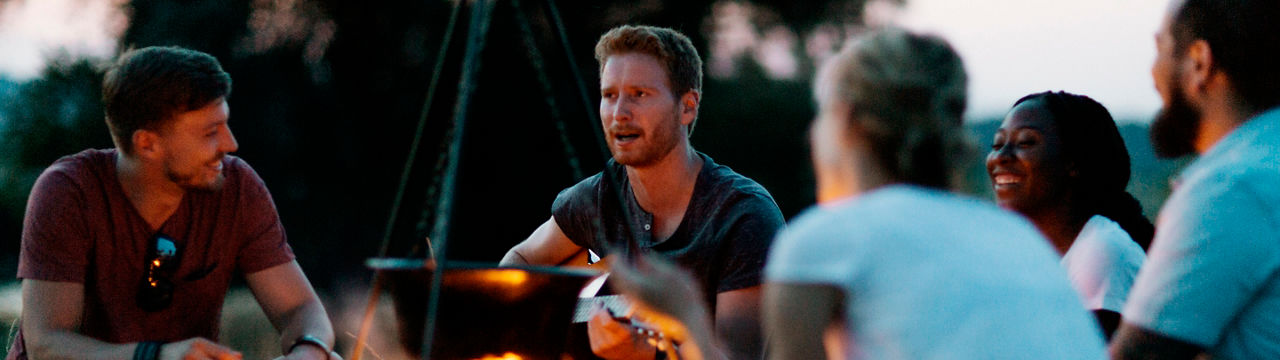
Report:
985,99,1073,214
599,52,692,168
155,97,239,191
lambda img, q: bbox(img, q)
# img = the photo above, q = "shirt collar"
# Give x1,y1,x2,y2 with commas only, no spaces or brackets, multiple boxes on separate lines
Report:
1180,106,1280,182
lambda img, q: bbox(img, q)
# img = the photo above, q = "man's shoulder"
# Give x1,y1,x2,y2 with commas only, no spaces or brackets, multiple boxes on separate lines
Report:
556,170,608,203
47,148,113,171
1185,112,1280,194
36,149,116,189
1177,148,1280,212
551,168,613,227
697,155,778,209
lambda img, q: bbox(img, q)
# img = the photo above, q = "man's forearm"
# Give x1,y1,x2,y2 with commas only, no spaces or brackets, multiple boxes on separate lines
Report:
20,280,148,360
680,321,727,360
25,330,137,360
715,287,764,360
275,298,336,356
244,261,336,358
499,249,531,266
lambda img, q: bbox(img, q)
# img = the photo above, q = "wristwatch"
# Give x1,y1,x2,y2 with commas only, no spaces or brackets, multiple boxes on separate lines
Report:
289,334,333,360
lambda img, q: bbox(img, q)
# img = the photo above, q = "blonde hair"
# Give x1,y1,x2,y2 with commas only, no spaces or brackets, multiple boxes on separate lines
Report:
821,29,969,189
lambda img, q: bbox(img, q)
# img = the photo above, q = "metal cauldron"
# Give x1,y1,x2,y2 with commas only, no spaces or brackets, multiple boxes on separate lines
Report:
367,258,597,359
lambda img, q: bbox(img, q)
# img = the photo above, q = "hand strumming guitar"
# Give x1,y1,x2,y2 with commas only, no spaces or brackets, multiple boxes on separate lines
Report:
608,254,727,360
587,303,659,360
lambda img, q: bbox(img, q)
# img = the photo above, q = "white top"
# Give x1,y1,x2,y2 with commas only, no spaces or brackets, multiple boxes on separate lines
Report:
1061,215,1145,313
1124,107,1280,359
766,185,1106,360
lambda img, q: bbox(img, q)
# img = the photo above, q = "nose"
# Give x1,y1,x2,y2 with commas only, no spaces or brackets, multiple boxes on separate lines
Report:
219,125,239,153
986,143,1013,168
606,97,632,124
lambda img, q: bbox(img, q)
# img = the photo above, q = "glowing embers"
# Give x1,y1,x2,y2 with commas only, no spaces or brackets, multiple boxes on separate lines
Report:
473,352,523,360
443,268,540,303
481,269,529,287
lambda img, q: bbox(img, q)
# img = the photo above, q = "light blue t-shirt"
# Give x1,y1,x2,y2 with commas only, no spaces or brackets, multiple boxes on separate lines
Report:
766,185,1106,359
1124,107,1280,359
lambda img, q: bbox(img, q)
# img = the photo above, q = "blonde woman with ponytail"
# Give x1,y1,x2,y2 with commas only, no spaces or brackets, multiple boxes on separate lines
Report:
763,29,1105,359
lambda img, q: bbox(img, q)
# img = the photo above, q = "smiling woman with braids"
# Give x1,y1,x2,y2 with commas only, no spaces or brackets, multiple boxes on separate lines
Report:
986,91,1152,340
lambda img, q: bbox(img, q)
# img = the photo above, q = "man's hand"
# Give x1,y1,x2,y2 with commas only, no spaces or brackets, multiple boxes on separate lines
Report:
587,304,657,360
158,337,242,360
608,255,726,360
609,255,708,331
1109,322,1204,360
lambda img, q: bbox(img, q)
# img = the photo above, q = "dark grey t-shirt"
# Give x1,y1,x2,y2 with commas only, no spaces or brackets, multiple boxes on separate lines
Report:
552,152,784,309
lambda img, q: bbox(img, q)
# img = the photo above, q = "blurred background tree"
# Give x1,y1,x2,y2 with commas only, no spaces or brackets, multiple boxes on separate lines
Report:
1,55,113,269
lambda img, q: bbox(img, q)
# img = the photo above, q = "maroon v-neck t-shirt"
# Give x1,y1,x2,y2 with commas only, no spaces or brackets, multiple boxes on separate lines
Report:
8,149,294,359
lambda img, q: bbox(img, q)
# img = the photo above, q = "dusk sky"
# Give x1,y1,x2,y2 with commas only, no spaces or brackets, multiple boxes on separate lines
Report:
0,0,1167,121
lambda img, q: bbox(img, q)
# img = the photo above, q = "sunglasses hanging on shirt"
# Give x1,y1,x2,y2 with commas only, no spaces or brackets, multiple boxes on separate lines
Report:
138,233,178,312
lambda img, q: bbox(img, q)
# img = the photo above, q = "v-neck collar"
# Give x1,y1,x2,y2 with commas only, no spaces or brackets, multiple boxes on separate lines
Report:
109,151,190,236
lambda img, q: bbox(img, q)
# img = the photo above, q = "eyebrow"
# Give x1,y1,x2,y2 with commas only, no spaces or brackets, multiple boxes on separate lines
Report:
608,83,659,90
996,125,1046,132
204,119,228,130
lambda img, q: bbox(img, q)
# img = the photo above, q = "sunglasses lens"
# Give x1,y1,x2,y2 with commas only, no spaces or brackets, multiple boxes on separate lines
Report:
156,238,176,259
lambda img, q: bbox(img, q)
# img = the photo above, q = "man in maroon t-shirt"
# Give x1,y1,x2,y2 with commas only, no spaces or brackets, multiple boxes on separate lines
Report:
8,47,339,360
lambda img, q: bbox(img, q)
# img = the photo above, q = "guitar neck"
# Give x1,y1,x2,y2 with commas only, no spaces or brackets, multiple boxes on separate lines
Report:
571,294,680,359
572,295,631,323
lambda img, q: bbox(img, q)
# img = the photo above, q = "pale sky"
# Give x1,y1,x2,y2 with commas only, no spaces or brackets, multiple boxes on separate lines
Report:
0,0,125,81
0,0,1169,121
892,0,1168,121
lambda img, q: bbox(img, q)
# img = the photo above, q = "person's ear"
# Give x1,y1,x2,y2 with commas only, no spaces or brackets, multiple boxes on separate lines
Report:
132,129,163,160
679,90,700,126
1183,39,1216,94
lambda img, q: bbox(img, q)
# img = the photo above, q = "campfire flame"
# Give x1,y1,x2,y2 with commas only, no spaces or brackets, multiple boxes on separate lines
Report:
474,352,523,360
481,269,529,286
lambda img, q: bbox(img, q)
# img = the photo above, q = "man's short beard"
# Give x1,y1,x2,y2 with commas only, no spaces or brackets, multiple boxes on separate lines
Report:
612,107,685,168
166,164,225,192
1151,83,1202,158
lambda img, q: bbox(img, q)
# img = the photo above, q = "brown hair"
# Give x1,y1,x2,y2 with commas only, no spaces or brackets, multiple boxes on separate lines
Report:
594,25,703,134
102,46,231,154
822,29,968,189
1171,0,1280,112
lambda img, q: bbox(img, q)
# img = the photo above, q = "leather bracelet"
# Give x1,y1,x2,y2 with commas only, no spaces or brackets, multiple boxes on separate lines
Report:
289,334,333,360
133,341,163,360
